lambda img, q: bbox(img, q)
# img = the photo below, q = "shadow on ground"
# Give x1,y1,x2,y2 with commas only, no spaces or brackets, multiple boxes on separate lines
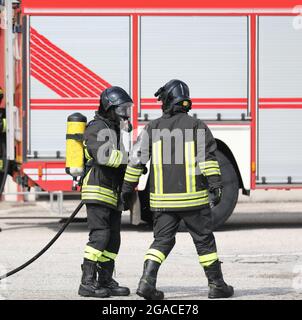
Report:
155,286,295,299
218,211,302,231
0,217,152,233
2,211,302,234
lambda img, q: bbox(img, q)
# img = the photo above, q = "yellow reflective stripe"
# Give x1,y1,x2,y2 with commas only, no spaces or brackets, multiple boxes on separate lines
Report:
81,189,117,199
202,164,220,169
126,166,143,175
199,161,220,169
185,143,191,193
153,140,163,194
81,195,117,206
199,252,218,267
112,150,123,167
84,245,103,262
103,250,117,260
185,141,196,193
106,149,123,168
150,197,209,208
84,147,92,161
82,184,116,193
81,188,117,197
81,194,117,206
84,252,98,262
203,168,221,176
81,190,117,201
153,142,158,193
85,245,103,257
146,249,166,262
98,256,111,262
199,160,221,176
199,163,219,169
159,142,163,194
150,202,209,209
201,260,217,267
2,118,6,133
83,141,92,161
81,185,117,197
0,160,3,170
81,194,117,205
199,252,218,263
82,168,92,186
124,173,140,183
124,166,143,183
191,142,196,192
150,191,208,200
107,150,117,166
202,160,219,166
203,167,221,172
144,255,162,264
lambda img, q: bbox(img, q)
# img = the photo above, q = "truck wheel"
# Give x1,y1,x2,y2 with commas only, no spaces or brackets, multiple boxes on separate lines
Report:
211,150,239,229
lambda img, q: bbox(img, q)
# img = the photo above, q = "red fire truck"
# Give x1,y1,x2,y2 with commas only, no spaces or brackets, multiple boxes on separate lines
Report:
0,0,302,228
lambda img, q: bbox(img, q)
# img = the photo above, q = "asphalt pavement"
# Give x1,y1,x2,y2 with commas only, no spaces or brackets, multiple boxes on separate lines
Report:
1,193,302,300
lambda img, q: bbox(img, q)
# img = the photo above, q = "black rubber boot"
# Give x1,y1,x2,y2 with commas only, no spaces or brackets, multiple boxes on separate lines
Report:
78,259,110,298
97,261,130,296
203,260,234,299
136,260,164,300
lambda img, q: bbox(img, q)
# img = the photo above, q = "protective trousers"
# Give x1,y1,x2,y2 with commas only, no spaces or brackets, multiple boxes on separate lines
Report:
145,207,218,268
84,204,121,264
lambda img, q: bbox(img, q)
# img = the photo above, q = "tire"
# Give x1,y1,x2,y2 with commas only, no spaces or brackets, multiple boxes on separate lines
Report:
138,150,239,229
211,150,239,229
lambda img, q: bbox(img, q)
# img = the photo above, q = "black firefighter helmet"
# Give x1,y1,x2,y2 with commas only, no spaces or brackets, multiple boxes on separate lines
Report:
99,86,133,119
154,79,192,114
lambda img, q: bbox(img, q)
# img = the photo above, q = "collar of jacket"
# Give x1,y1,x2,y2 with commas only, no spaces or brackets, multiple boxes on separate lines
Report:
94,111,116,129
162,106,188,119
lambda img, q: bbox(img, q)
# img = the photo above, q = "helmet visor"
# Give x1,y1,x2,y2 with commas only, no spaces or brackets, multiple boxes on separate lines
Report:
115,102,133,119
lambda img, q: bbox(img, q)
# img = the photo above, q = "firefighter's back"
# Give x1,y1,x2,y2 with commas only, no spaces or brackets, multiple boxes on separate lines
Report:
148,112,209,212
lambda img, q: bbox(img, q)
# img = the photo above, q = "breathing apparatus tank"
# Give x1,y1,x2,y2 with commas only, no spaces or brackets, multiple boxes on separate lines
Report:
65,113,87,189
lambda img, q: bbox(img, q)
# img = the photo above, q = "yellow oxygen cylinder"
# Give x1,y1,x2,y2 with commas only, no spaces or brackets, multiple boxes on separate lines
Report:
65,113,87,179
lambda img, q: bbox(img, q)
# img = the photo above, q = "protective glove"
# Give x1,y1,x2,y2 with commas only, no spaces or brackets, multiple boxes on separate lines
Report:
120,192,133,211
121,182,135,211
142,166,148,175
209,187,222,208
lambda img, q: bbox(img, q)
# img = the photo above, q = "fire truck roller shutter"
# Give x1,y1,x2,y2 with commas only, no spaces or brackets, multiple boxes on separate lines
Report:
29,16,130,158
140,16,248,121
258,16,302,184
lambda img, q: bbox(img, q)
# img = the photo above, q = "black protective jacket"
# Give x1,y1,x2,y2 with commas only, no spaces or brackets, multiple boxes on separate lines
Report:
123,111,222,212
81,113,126,209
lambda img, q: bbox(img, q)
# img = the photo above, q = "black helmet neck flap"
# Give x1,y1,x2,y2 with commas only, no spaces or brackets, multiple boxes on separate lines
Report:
154,79,192,115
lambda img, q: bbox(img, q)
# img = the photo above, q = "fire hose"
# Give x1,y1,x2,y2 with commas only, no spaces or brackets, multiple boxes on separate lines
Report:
0,201,84,281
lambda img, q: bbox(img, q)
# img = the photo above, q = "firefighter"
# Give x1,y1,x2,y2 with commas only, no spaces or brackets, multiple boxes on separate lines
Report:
78,86,132,298
121,79,234,300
